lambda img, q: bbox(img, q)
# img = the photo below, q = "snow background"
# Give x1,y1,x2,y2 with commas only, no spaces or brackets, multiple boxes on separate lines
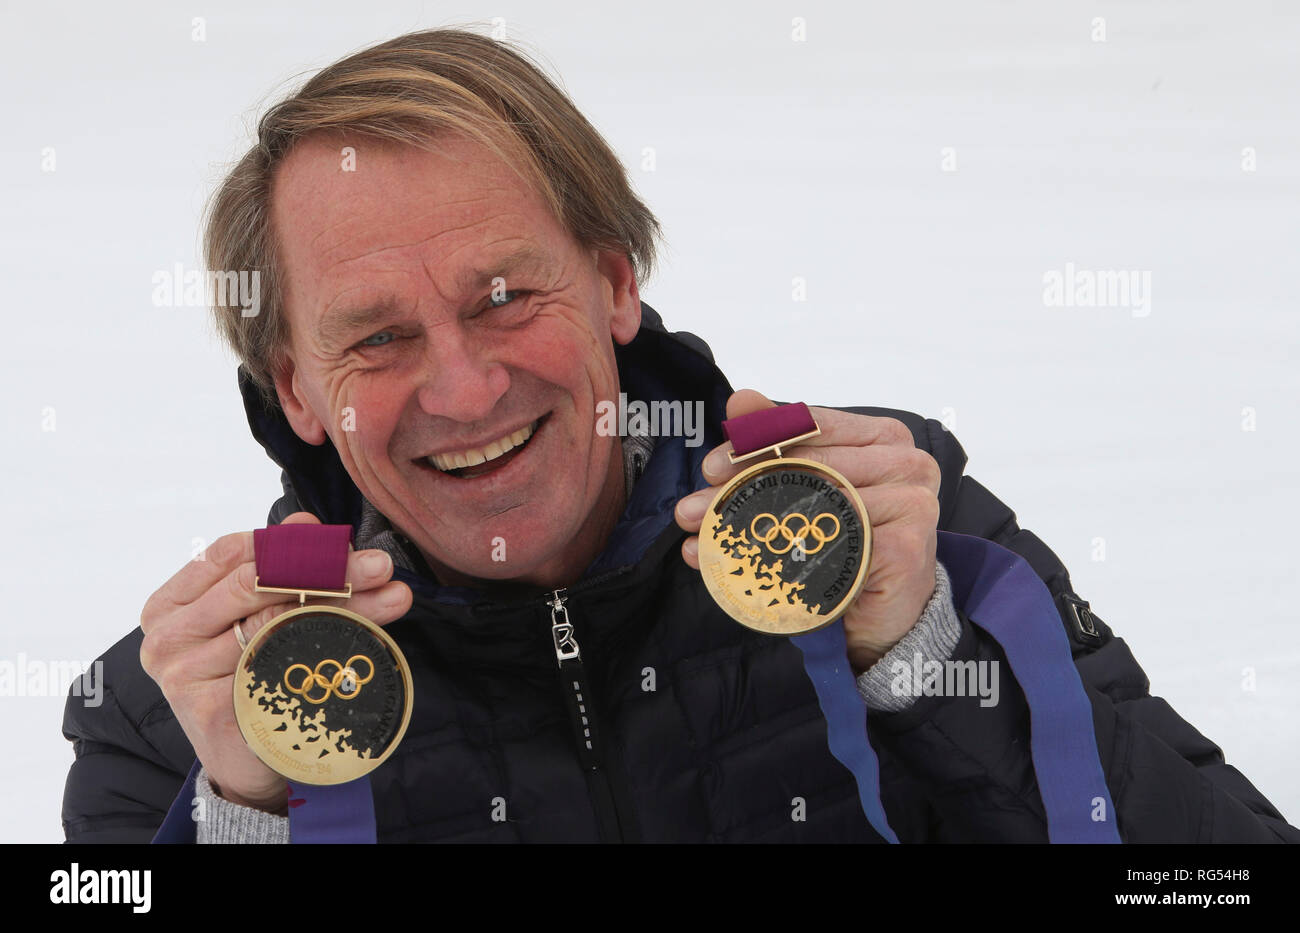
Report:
1,0,1296,842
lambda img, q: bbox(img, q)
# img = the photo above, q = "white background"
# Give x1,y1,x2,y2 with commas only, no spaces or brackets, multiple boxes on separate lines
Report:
1,1,1296,842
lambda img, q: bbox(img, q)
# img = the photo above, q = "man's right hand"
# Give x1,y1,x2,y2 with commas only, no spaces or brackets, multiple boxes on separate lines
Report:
138,512,413,813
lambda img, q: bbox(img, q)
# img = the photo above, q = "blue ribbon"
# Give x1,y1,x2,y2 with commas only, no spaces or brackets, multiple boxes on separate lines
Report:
286,777,377,843
793,529,1120,843
152,760,201,843
793,622,900,842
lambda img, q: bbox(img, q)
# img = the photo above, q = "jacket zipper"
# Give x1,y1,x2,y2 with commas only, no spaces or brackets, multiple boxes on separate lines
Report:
548,589,599,767
547,588,628,841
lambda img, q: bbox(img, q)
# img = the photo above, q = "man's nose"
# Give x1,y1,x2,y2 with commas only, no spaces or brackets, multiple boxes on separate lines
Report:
413,323,510,422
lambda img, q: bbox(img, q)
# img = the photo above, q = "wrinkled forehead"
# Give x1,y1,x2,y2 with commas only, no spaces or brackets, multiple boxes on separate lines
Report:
269,132,566,320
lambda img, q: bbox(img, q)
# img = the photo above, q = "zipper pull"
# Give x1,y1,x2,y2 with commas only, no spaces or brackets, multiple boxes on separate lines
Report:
548,589,581,665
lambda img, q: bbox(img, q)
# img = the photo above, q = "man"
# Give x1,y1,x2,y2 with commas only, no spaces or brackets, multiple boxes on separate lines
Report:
62,28,1296,843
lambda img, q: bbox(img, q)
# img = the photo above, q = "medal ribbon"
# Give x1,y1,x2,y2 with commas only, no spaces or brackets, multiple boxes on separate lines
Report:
730,404,1119,844
254,523,379,844
792,623,900,843
723,401,819,456
932,530,1119,843
253,523,353,590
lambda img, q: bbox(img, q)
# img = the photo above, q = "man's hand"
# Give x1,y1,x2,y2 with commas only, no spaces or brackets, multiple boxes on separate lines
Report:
674,390,942,674
138,512,413,813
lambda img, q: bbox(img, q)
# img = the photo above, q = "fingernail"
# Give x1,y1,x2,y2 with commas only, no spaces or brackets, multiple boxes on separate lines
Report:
383,582,409,609
682,537,699,560
702,446,731,477
677,493,707,522
361,550,391,576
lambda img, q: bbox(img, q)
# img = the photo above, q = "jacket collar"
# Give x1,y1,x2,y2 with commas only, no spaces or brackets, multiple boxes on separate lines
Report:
238,300,733,606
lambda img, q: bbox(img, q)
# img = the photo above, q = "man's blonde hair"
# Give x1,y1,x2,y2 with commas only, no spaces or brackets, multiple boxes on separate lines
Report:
205,27,662,400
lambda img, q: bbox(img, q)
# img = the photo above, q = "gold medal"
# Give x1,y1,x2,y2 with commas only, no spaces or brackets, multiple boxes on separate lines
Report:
697,405,872,635
234,604,412,785
232,525,413,785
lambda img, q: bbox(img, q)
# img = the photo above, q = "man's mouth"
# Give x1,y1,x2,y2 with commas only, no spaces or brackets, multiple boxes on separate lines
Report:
421,416,545,480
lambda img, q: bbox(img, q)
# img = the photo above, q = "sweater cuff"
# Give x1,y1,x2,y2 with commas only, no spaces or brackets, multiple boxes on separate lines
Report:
855,559,963,713
195,767,291,844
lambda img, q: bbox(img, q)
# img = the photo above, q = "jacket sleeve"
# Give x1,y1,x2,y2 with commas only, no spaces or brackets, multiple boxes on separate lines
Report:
854,409,1299,843
61,628,196,843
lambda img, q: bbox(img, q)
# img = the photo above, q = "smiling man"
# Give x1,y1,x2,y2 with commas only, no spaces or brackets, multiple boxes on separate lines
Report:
62,28,1297,844
270,132,638,589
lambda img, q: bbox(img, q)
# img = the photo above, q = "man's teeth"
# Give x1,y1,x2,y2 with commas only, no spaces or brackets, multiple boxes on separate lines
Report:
426,421,537,472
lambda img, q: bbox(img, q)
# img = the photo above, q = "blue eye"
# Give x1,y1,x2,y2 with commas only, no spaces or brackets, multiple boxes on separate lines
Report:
488,290,521,308
359,331,396,347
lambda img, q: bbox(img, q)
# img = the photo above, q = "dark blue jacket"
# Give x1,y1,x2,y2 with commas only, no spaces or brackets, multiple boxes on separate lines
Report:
62,303,1298,842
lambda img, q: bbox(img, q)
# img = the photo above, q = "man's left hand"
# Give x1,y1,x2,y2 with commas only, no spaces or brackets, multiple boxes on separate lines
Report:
674,389,943,674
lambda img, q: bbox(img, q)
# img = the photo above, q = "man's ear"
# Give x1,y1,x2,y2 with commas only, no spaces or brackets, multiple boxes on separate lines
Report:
595,248,641,346
271,353,327,446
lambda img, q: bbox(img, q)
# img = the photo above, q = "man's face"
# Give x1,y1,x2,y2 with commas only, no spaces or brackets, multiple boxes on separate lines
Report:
269,133,641,586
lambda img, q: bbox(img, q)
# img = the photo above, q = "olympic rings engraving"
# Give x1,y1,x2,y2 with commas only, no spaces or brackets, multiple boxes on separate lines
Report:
283,655,375,704
749,512,841,555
